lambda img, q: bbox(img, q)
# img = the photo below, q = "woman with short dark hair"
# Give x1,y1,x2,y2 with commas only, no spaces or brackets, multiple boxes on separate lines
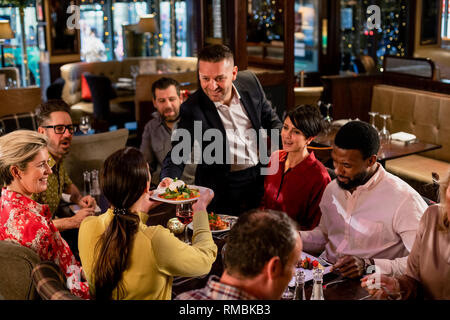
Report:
78,147,217,300
261,105,331,230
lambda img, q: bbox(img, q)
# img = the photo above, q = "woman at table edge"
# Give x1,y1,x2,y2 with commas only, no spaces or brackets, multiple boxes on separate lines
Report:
0,130,90,299
78,147,217,300
261,104,331,230
361,169,450,300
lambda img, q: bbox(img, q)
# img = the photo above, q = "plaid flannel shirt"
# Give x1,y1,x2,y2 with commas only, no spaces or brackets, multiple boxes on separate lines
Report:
175,275,257,300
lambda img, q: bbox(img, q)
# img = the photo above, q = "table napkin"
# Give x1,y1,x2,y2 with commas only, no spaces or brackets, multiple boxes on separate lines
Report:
391,131,417,142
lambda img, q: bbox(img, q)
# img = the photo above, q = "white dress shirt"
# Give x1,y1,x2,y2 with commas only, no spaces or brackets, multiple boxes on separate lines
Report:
214,85,259,171
300,163,428,277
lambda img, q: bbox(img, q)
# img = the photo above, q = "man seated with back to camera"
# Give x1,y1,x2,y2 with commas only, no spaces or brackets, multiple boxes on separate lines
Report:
175,209,302,300
300,121,428,278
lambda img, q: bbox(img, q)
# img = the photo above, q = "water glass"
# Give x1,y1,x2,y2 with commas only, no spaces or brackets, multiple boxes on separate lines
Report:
368,111,379,132
83,171,91,196
281,284,295,300
4,78,13,90
379,114,391,145
322,103,333,134
130,65,140,88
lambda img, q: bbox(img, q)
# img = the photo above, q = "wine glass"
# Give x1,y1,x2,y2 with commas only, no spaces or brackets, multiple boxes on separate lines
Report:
79,116,91,134
281,284,295,300
176,202,194,244
130,65,140,89
281,268,297,300
368,111,379,132
323,103,333,134
379,114,391,145
324,103,332,122
5,77,12,90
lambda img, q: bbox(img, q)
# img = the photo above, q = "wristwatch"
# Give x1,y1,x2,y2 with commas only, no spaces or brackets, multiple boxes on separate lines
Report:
364,258,375,266
363,258,375,274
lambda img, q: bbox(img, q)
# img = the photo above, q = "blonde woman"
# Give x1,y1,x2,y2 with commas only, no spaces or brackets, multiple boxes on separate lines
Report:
361,169,450,299
0,130,90,299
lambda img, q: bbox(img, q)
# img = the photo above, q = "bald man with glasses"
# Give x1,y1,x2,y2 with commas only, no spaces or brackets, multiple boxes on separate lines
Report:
32,100,95,234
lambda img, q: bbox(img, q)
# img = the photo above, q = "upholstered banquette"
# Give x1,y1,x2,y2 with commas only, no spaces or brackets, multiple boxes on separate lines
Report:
60,57,197,122
371,84,450,185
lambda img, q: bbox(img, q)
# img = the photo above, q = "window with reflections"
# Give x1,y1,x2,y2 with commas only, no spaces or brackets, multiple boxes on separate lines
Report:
441,0,450,49
79,2,109,61
340,0,410,73
294,0,319,73
159,0,171,57
78,0,189,61
112,0,148,60
174,1,187,56
247,0,284,67
0,4,39,86
443,0,450,47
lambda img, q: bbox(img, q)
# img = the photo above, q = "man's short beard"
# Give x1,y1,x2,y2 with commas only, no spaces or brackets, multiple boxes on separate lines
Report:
337,170,371,191
164,114,179,123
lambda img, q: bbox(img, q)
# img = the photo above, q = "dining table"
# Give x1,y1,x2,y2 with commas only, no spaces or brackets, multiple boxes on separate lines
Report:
144,204,230,299
311,123,442,167
160,210,371,300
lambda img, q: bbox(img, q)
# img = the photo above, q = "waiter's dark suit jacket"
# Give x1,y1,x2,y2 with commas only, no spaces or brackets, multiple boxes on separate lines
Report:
161,70,282,211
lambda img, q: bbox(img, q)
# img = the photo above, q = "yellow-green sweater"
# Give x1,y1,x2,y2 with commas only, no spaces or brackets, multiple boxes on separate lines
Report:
78,209,217,300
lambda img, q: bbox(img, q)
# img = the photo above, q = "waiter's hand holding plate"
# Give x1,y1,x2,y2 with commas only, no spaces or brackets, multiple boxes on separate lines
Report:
192,187,214,213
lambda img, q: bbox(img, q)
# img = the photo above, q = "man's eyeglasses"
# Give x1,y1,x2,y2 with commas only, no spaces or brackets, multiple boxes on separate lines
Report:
41,125,75,134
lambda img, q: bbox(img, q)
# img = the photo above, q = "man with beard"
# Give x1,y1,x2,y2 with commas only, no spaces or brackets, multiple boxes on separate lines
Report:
33,100,95,233
140,77,195,187
160,45,282,215
300,121,427,278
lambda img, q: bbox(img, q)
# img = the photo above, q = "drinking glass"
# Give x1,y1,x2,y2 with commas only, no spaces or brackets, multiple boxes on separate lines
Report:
379,114,391,145
324,103,332,122
83,171,91,196
176,203,194,244
281,284,295,300
368,111,379,132
79,116,91,134
130,65,140,89
323,103,333,134
5,77,12,90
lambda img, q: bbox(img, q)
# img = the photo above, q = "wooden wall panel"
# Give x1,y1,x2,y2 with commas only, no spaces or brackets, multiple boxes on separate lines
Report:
0,87,43,117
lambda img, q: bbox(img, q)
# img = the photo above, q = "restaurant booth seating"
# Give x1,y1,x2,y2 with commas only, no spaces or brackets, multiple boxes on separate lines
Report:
60,57,197,124
0,241,40,300
83,72,134,129
371,84,450,192
64,128,129,190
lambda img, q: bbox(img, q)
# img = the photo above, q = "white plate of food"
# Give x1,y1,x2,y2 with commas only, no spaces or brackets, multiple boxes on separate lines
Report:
188,213,238,233
150,179,209,204
69,204,102,214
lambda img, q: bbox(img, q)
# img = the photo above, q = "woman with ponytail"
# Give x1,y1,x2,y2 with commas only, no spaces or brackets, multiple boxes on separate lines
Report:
78,147,217,300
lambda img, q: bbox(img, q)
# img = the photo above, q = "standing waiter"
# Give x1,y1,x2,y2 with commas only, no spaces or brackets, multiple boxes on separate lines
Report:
160,44,282,215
